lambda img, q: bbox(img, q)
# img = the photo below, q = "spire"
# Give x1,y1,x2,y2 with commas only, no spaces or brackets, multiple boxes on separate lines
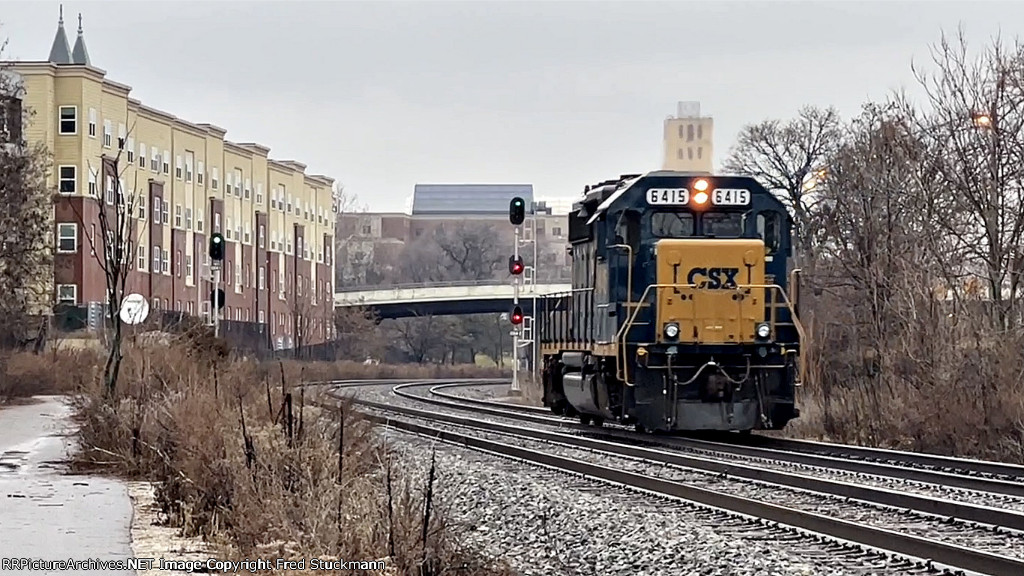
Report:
47,5,72,64
71,12,91,66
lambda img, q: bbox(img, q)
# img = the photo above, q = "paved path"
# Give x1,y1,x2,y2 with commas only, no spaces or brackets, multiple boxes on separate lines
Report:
0,396,135,575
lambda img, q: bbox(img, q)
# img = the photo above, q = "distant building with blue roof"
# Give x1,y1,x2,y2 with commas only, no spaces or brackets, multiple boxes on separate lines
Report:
411,184,535,215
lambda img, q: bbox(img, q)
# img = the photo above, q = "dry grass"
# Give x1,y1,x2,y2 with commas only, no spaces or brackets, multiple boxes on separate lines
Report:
788,293,1024,464
41,330,516,575
0,347,99,404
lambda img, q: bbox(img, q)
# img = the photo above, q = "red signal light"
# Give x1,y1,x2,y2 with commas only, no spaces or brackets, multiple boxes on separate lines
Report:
510,306,524,325
508,255,524,275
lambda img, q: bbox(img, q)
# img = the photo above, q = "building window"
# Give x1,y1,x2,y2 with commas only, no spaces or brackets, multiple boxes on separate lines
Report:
137,195,146,220
58,106,77,134
117,124,126,150
197,161,205,185
244,222,251,244
153,246,160,271
270,189,277,210
161,249,169,274
187,301,194,315
688,147,693,160
126,137,135,163
58,165,76,194
234,169,243,196
175,250,182,277
185,207,193,229
138,244,147,271
185,158,193,182
103,119,112,148
244,177,251,200
258,310,265,324
186,255,193,281
214,212,221,233
287,193,292,213
197,209,204,232
57,223,77,253
139,143,147,168
361,225,371,235
697,146,703,159
211,167,219,190
258,266,265,289
56,284,77,304
161,199,169,224
174,204,183,228
87,108,96,137
255,183,263,205
687,124,694,142
175,155,183,180
698,124,703,139
162,150,170,175
151,149,159,172
152,197,161,224
152,297,160,311
225,216,233,240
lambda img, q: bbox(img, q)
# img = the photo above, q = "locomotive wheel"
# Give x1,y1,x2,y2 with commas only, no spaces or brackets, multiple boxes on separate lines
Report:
634,422,647,434
579,415,592,425
590,417,605,427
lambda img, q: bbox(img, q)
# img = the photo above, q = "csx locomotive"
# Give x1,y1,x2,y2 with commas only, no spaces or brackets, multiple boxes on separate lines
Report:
537,171,804,433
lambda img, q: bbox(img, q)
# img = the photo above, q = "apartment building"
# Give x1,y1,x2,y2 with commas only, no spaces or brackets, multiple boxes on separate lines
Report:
336,184,572,286
6,13,337,348
663,101,714,172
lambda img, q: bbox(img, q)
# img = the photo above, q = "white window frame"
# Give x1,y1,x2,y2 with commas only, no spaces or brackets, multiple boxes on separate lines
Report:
185,158,193,182
226,216,233,240
87,108,96,137
138,142,147,168
270,188,277,210
57,223,77,253
153,245,161,271
174,204,183,228
255,183,263,205
137,244,147,271
196,208,204,232
161,249,169,274
175,155,183,180
211,167,219,190
103,119,112,148
244,177,251,200
244,222,251,245
58,106,77,135
117,123,126,150
151,148,159,172
185,207,193,229
58,165,77,194
197,161,205,185
56,284,77,304
137,194,147,220
126,137,135,163
152,196,161,225
185,255,193,284
162,150,170,175
161,198,169,224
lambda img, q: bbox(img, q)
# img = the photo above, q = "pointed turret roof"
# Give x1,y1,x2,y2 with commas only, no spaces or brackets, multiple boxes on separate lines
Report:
47,5,72,64
71,13,91,66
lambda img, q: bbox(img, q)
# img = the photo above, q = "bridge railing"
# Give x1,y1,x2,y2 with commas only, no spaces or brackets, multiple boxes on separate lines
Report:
335,279,518,293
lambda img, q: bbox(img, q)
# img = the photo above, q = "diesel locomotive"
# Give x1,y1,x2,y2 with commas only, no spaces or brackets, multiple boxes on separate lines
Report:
537,170,804,433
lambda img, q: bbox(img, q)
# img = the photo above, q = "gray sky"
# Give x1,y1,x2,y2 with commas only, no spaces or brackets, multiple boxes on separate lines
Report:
2,0,1022,212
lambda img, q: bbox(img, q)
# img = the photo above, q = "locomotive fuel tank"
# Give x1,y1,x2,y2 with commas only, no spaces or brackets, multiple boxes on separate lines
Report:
655,238,767,343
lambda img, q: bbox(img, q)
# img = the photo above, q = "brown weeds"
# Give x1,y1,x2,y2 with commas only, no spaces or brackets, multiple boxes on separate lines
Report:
56,332,512,575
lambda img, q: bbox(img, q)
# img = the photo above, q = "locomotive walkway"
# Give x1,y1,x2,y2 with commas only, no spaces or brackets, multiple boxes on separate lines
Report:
333,280,571,318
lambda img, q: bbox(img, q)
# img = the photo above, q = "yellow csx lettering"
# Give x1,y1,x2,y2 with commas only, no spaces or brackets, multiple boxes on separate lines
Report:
687,267,739,289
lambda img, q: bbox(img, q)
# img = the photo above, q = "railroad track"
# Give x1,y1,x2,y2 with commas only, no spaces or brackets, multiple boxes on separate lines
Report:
320,378,1024,576
421,380,1024,496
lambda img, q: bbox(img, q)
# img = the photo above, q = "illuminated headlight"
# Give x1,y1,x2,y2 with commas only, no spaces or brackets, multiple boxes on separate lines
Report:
756,323,771,339
664,323,680,339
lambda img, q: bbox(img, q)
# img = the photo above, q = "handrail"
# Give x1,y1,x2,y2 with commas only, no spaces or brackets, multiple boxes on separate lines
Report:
614,283,806,387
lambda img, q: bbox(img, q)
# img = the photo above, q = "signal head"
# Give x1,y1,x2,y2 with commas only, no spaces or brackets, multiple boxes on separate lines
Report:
510,305,524,325
209,233,225,261
508,255,524,275
509,196,526,226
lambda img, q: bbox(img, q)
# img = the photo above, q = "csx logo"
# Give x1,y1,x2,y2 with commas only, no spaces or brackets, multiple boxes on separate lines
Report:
687,267,739,289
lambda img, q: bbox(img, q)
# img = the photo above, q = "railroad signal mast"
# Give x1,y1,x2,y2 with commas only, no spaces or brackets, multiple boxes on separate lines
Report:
508,196,538,393
209,232,225,338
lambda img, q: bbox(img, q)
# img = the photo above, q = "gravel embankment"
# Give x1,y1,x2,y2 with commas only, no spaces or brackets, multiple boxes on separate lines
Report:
386,428,938,576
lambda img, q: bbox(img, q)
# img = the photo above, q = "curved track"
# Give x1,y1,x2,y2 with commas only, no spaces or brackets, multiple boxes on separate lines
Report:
323,378,1024,576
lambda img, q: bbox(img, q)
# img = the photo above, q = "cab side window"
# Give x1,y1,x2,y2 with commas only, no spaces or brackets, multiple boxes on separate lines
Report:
756,212,781,253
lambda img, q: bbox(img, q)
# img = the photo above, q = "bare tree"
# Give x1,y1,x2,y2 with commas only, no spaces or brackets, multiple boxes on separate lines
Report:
67,119,142,396
0,45,52,350
723,105,843,255
333,305,382,361
388,314,444,364
903,28,1024,329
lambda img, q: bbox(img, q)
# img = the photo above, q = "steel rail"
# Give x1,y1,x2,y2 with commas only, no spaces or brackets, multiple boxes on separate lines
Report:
341,392,1024,576
378,383,1024,531
418,381,1024,495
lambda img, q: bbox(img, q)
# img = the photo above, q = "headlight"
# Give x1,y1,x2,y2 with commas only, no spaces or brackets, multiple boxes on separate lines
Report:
664,323,680,339
756,323,771,339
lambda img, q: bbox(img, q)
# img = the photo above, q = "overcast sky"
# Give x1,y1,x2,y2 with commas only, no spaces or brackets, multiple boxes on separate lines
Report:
2,1,1023,212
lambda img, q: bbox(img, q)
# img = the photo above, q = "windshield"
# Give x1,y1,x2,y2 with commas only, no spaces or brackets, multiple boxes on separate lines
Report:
702,212,744,238
651,212,695,237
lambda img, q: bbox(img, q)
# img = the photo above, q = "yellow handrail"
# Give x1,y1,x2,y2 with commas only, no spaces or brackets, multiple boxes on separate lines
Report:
614,282,807,386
